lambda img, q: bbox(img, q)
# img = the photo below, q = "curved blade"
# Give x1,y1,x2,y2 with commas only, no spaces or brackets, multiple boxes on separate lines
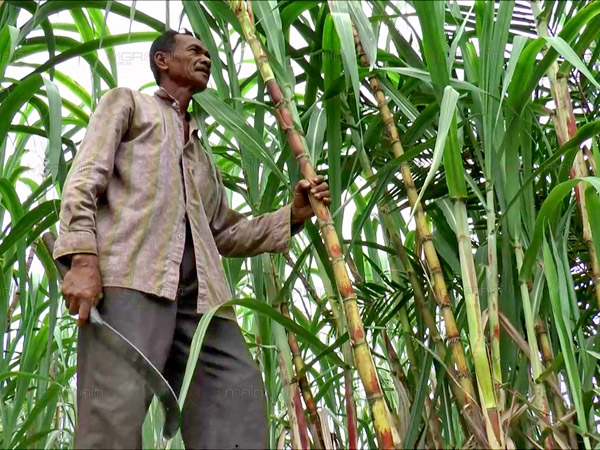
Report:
89,308,180,439
41,232,181,439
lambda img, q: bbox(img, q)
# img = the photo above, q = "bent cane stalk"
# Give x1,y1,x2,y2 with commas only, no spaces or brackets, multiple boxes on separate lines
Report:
273,255,326,450
229,2,394,447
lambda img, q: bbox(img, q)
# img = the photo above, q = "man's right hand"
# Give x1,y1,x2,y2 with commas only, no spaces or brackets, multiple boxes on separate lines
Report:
61,254,103,327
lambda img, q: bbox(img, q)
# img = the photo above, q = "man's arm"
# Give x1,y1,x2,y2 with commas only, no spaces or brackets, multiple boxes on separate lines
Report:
209,169,299,258
53,87,133,266
209,168,330,258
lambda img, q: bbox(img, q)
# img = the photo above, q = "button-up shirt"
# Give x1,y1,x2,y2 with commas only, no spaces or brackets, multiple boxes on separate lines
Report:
53,86,296,321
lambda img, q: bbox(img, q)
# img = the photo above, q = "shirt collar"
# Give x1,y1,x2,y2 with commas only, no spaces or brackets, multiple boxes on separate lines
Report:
153,86,199,137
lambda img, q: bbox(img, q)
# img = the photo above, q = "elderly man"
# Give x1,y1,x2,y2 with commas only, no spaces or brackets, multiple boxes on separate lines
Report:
53,29,330,449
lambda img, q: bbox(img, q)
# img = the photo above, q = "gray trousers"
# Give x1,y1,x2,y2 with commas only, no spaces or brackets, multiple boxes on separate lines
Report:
74,219,268,449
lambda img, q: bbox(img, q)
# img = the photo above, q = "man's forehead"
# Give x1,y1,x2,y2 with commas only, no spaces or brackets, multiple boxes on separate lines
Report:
175,33,205,48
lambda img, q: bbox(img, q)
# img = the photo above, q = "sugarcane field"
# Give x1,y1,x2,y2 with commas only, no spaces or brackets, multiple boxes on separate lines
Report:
3,0,600,448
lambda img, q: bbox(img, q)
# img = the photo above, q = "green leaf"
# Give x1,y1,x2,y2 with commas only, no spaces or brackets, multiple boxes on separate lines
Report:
41,77,62,184
544,36,600,89
411,86,459,219
330,11,361,116
194,89,287,185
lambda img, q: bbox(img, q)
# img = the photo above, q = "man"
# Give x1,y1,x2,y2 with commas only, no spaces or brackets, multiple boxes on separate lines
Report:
53,29,331,449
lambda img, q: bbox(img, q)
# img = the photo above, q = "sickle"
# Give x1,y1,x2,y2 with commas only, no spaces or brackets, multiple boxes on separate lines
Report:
41,232,181,439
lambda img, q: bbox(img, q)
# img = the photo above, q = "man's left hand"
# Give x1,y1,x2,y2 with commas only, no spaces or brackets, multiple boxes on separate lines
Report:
291,175,331,225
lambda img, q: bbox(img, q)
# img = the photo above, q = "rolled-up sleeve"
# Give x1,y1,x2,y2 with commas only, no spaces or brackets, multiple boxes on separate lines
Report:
209,168,301,258
53,87,133,265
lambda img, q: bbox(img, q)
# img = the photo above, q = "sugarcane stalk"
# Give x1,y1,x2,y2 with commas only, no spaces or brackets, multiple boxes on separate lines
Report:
267,261,310,450
328,289,359,450
280,299,327,449
454,198,502,448
272,313,310,448
350,98,488,447
351,22,489,434
354,25,501,446
351,112,471,444
536,319,578,449
531,0,600,310
383,328,444,450
486,181,503,410
271,254,326,449
314,254,358,450
230,2,394,447
514,242,553,448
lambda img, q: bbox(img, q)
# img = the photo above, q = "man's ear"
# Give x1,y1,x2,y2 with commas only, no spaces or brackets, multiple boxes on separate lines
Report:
154,50,169,73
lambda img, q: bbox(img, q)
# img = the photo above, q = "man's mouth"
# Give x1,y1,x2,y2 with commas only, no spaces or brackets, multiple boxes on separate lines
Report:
195,65,210,76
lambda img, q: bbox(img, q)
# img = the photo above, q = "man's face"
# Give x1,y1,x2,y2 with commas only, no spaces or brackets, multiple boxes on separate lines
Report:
163,34,211,92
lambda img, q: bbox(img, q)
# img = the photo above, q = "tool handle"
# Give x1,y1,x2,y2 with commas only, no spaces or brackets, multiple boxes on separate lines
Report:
41,232,104,324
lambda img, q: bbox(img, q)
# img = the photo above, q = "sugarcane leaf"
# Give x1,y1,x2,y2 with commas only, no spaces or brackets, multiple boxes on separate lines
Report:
306,106,326,163
544,36,600,89
41,77,62,184
253,0,284,63
584,185,600,268
330,11,361,116
280,0,319,30
0,73,43,148
410,86,459,221
183,1,229,97
543,235,591,447
403,349,432,448
380,67,480,93
0,25,18,80
194,89,286,184
30,32,158,79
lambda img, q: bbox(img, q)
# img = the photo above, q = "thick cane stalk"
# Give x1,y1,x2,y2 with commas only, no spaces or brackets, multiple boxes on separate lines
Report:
313,254,359,449
531,0,600,310
485,181,503,410
272,254,326,450
327,285,359,450
229,2,394,447
536,319,578,449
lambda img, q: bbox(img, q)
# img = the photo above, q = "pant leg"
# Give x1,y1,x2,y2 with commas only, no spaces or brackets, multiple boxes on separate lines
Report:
74,287,178,449
163,298,269,449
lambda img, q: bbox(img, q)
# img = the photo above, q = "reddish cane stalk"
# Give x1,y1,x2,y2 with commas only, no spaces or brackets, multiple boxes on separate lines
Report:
280,301,326,449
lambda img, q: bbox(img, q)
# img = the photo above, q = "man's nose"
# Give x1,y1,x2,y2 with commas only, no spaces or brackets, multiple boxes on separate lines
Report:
201,55,211,69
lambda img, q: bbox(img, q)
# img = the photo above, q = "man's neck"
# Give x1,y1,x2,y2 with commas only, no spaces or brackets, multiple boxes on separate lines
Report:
159,81,192,116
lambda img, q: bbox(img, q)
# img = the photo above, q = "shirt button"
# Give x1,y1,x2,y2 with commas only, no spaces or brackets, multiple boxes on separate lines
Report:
178,233,184,240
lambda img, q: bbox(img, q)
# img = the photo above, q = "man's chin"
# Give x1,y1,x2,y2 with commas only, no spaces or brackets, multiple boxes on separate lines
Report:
190,82,208,94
